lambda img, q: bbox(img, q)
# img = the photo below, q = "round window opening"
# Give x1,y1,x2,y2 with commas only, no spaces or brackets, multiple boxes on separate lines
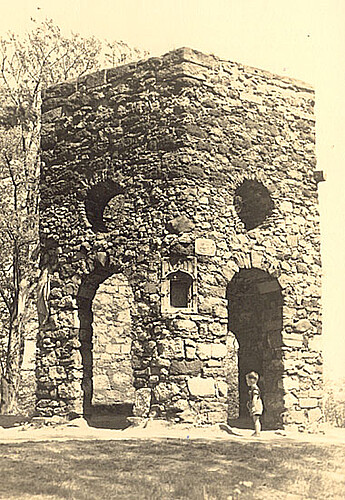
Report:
85,180,124,233
234,180,274,230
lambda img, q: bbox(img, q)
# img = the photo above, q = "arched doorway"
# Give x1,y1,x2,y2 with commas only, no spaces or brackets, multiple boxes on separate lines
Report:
77,270,134,427
227,268,284,428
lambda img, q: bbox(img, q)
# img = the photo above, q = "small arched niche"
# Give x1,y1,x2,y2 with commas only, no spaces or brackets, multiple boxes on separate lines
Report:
85,180,123,233
169,270,193,308
161,258,197,314
234,180,274,230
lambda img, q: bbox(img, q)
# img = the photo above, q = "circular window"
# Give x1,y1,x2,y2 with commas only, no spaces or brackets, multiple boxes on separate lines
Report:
234,180,274,230
85,180,123,232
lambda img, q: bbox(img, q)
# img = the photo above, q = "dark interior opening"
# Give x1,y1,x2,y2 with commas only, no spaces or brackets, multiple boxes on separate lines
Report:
234,180,274,230
227,268,284,429
85,180,123,233
169,271,192,308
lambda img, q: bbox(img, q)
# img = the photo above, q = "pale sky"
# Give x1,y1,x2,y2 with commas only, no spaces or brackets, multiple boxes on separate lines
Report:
0,0,344,378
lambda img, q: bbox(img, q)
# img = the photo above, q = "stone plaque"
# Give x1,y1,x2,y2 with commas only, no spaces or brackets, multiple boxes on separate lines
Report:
195,238,216,256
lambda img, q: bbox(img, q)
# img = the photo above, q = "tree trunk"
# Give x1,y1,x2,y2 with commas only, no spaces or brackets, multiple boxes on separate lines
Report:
0,375,19,414
0,279,29,414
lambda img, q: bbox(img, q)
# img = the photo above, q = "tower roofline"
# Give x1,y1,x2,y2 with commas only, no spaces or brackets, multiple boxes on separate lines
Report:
42,46,314,101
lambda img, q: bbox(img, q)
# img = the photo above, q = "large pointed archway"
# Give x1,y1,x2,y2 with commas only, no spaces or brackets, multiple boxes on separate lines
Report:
227,268,284,428
77,269,135,426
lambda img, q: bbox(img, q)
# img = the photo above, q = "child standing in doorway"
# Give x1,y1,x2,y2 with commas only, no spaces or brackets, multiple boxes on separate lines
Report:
246,371,263,437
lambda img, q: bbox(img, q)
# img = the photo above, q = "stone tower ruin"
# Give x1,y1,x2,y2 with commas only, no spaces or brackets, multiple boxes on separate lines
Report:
38,48,323,430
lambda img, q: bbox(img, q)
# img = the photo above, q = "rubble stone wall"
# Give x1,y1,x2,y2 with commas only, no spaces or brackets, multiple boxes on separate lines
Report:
38,47,323,430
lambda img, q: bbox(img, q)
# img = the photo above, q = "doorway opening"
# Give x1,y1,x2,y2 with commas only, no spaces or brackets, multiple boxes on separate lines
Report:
77,270,135,428
227,268,284,428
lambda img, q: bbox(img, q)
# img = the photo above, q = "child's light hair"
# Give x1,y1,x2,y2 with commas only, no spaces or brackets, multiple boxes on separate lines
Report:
246,371,259,382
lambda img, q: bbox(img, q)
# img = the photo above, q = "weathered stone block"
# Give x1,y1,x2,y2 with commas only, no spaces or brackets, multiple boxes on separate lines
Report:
208,322,227,337
185,345,196,359
295,319,312,332
48,367,66,380
216,380,228,397
187,377,215,397
283,392,298,408
206,359,222,367
282,333,303,348
157,339,173,358
214,304,228,319
173,338,185,359
178,408,197,424
170,360,202,375
154,359,170,371
133,388,152,417
157,338,184,359
283,359,298,372
278,273,291,289
199,296,220,314
308,389,323,398
211,343,227,359
299,397,318,409
282,410,304,425
222,262,239,281
280,201,293,213
93,374,111,392
307,406,322,423
195,238,216,256
280,376,300,392
153,382,180,402
170,398,189,412
167,215,195,234
121,343,131,354
172,319,198,333
196,343,212,360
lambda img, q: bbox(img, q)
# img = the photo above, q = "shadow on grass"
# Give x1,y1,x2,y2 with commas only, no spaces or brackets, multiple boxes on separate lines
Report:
0,439,344,499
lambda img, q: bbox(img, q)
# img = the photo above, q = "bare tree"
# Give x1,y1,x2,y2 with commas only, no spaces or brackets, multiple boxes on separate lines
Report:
0,18,146,413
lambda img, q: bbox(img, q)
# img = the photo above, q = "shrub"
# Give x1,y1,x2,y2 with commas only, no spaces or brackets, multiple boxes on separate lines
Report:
323,381,345,428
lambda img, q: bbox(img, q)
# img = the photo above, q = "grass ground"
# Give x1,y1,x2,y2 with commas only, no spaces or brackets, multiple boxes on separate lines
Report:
1,438,344,499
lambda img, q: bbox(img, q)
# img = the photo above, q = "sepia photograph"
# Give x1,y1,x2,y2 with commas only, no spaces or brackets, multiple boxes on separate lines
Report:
0,1,344,498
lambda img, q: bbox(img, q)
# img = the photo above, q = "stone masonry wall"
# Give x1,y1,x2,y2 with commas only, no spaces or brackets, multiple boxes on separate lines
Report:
38,47,323,430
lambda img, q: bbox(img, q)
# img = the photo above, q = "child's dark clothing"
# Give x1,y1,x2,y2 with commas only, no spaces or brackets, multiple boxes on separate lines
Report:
247,384,263,416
